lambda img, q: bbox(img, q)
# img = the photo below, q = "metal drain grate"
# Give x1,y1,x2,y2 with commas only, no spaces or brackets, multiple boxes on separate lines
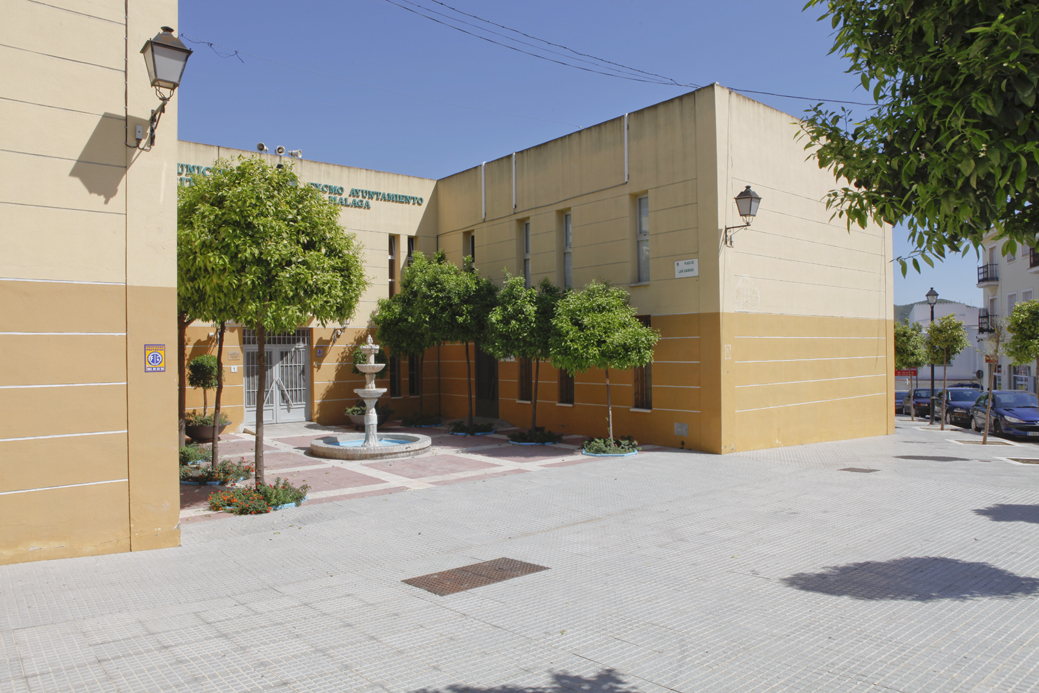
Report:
403,558,549,596
957,440,1012,445
840,467,879,473
1009,458,1039,465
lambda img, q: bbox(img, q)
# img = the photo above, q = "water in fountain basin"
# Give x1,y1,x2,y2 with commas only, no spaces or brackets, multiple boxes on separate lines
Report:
329,438,413,447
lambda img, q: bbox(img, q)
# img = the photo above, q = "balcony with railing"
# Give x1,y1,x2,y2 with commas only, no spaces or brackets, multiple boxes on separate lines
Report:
1030,248,1039,269
977,263,999,285
979,309,998,333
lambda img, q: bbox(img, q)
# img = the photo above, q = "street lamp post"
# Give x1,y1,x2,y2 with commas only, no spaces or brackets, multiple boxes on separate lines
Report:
927,287,939,424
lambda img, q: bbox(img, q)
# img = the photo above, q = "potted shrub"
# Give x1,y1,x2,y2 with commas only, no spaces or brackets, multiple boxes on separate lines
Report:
185,410,231,443
345,399,394,429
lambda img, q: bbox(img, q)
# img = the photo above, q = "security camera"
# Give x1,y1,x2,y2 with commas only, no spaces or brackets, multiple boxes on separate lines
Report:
275,145,286,155
257,143,268,152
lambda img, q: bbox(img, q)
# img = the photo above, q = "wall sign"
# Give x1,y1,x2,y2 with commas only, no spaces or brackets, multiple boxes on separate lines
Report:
145,344,165,373
674,258,699,278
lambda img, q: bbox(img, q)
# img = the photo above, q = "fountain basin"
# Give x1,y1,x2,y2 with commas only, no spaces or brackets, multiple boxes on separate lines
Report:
310,432,431,460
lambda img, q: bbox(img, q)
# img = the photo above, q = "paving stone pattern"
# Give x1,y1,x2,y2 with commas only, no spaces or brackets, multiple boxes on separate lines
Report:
3,418,1039,691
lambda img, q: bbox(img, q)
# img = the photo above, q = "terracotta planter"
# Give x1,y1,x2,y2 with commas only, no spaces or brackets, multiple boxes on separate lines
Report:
185,422,229,443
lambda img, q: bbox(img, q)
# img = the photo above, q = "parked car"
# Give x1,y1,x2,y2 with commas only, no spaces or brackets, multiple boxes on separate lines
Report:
970,390,1039,437
895,390,908,409
934,388,982,427
901,388,933,417
951,382,982,390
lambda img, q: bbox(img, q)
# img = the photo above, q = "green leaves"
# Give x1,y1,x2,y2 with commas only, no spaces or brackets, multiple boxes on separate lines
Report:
925,314,970,367
1005,300,1039,366
894,320,927,370
801,0,1039,267
177,157,369,331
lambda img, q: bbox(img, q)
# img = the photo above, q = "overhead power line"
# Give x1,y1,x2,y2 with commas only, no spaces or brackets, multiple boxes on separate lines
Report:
180,35,584,129
382,0,874,107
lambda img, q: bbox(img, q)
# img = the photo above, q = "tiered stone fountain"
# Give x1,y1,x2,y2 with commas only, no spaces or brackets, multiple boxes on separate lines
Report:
310,336,431,460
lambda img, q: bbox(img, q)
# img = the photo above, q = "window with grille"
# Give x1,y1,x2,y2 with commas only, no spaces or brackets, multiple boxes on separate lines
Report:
388,235,398,296
636,196,649,283
408,353,420,396
633,315,652,409
562,213,572,289
518,357,532,401
522,221,531,288
389,356,401,397
558,368,574,405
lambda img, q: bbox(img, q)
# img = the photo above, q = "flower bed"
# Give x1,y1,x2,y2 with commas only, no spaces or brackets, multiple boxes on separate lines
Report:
180,459,253,486
449,421,496,436
581,437,639,456
508,427,563,445
207,478,310,515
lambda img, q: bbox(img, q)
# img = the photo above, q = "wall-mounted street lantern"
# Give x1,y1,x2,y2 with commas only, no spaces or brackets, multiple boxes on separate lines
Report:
723,185,762,247
137,27,192,147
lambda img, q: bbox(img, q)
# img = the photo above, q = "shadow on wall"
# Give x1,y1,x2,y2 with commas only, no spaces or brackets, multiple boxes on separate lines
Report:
781,556,1039,601
974,504,1039,524
413,669,642,693
68,113,135,203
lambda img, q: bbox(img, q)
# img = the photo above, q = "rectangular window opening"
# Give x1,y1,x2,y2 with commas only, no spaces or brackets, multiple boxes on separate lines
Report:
523,221,532,288
558,368,574,405
389,356,401,397
408,353,420,397
562,212,573,289
388,235,398,296
636,196,649,283
633,315,652,410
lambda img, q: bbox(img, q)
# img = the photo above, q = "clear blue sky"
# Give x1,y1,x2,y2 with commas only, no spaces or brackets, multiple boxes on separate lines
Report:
177,0,981,308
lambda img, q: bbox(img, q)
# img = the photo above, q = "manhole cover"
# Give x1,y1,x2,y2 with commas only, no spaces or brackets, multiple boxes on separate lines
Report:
957,440,1012,446
1008,458,1039,465
403,558,549,596
840,468,879,473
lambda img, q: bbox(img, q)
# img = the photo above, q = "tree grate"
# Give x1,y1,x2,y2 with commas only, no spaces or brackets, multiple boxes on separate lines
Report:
956,440,1012,445
1009,458,1039,465
839,467,879,473
403,558,549,596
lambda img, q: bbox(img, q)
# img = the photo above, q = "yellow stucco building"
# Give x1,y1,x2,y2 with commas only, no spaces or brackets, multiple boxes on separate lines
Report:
180,85,894,457
2,0,893,566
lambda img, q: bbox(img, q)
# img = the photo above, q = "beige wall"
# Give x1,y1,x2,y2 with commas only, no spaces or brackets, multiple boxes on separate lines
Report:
1,0,181,565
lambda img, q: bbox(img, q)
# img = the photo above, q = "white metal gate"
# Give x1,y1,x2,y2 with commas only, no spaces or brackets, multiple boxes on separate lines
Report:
243,329,311,424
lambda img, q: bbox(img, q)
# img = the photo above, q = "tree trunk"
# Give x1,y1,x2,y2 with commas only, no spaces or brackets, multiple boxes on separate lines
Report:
909,370,915,421
202,388,208,417
464,341,473,429
605,366,613,444
210,322,225,469
178,313,192,444
255,324,267,487
984,363,995,445
530,358,540,435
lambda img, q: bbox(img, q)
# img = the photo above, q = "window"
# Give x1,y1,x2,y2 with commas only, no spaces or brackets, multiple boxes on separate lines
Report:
636,196,650,283
388,235,398,296
408,353,420,396
1024,290,1033,303
562,213,573,289
1013,365,1032,391
518,357,532,401
389,356,401,397
1008,292,1017,316
632,315,652,409
522,221,531,288
558,368,574,404
406,236,415,267
462,231,475,265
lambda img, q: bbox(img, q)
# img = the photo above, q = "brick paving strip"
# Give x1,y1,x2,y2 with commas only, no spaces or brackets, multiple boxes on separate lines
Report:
179,424,609,522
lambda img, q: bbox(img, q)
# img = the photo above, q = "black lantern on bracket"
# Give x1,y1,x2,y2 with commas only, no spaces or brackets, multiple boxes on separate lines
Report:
724,185,762,247
137,27,192,148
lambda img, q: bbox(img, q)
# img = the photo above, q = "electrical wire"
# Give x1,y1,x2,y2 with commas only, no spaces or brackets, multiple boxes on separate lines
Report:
179,35,584,129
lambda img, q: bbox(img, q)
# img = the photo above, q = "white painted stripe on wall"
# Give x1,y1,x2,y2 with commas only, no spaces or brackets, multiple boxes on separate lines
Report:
0,430,126,443
652,407,701,413
0,478,128,497
0,332,126,336
0,277,125,286
736,374,885,388
658,336,700,340
655,385,701,389
736,355,885,364
736,392,885,413
652,360,700,364
0,382,126,389
735,335,882,340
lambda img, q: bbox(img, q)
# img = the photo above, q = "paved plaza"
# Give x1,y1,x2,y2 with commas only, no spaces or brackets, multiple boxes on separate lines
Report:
3,417,1039,692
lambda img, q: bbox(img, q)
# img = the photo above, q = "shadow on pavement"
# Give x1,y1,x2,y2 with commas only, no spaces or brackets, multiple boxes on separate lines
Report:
412,669,641,693
781,557,1039,601
974,504,1039,524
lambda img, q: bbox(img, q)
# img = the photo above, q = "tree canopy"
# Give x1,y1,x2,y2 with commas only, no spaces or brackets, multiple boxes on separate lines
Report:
178,156,369,484
894,320,927,372
1006,300,1039,393
801,0,1039,272
550,281,658,443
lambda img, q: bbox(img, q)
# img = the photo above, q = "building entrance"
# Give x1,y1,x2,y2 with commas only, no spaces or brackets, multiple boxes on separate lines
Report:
244,329,311,425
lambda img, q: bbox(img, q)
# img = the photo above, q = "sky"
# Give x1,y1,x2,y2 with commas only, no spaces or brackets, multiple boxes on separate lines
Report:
176,0,982,308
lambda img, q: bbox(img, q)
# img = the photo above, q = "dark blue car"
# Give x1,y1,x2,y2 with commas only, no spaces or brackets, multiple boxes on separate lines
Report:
935,388,982,427
900,388,933,417
970,390,1039,437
